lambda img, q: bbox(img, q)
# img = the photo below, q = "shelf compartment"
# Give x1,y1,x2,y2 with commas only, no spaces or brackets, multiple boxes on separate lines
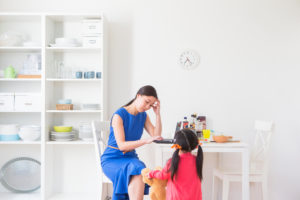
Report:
44,145,99,198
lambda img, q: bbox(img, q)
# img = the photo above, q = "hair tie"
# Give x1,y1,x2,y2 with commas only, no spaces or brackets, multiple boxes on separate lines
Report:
171,144,182,150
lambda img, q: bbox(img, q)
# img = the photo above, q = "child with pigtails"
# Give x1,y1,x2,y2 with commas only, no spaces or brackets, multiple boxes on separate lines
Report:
147,128,204,200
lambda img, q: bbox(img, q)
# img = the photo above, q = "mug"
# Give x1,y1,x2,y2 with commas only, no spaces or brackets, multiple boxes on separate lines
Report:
96,72,102,79
76,71,83,79
87,71,95,79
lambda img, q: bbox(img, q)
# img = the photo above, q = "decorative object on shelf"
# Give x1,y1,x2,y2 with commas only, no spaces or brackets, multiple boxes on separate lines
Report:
179,50,200,70
0,157,41,193
56,104,73,110
4,66,16,78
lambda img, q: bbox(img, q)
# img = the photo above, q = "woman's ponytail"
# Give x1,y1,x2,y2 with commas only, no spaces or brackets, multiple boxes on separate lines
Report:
169,149,180,181
196,145,204,180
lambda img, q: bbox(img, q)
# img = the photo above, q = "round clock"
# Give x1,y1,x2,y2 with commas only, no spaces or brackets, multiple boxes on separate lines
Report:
179,50,200,70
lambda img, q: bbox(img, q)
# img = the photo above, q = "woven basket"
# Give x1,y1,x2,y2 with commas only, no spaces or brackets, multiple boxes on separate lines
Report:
56,104,73,110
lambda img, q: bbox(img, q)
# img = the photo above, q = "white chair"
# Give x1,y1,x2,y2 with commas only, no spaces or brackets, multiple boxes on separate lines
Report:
92,120,112,200
212,120,274,200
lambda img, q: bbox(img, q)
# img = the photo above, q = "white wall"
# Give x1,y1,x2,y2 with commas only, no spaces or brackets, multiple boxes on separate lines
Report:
1,0,299,199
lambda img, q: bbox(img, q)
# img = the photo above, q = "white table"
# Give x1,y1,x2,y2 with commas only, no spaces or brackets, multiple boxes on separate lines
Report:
154,142,249,200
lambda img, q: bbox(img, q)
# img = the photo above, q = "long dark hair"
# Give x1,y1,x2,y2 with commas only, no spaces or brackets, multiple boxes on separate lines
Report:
169,129,203,181
123,85,158,107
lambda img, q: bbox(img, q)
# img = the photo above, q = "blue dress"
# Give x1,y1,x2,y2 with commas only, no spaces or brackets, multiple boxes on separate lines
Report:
101,107,149,200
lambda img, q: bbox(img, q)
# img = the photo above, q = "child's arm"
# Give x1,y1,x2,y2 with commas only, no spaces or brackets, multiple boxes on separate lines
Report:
148,160,171,180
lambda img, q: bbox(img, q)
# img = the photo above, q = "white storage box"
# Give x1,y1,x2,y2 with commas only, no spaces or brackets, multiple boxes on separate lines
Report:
82,35,102,48
0,93,14,111
14,93,41,111
82,19,102,35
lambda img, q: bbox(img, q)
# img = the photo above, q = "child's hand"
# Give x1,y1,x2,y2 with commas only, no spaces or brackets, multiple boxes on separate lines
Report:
146,172,152,179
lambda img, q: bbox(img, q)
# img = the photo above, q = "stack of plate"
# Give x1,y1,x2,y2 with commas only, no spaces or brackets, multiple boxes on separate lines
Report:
50,131,76,141
82,103,100,110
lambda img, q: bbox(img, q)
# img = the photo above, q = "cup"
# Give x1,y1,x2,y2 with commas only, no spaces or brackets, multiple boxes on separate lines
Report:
87,71,95,79
96,72,102,79
84,72,88,79
76,71,83,79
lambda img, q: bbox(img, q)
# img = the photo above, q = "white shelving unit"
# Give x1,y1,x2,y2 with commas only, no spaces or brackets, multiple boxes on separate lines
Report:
0,13,107,200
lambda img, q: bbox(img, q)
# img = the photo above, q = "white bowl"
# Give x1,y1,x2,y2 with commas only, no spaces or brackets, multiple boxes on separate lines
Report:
18,131,40,141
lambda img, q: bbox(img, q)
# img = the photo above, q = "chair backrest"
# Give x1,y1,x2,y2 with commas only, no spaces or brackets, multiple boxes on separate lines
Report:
92,120,111,184
250,120,274,170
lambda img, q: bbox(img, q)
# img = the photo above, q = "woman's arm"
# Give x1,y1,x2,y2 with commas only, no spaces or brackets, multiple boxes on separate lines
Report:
112,114,160,152
144,100,162,137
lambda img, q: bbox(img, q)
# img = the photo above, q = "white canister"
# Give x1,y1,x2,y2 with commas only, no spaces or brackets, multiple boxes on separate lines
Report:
0,124,19,135
82,19,103,35
82,35,102,48
0,93,14,112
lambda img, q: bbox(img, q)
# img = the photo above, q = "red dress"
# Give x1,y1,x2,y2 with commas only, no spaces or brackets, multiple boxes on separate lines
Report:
149,152,202,200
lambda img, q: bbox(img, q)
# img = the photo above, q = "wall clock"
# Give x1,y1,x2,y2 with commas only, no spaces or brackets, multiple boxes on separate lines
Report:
179,50,200,70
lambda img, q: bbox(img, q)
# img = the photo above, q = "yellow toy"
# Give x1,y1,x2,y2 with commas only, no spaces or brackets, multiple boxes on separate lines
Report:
141,167,167,200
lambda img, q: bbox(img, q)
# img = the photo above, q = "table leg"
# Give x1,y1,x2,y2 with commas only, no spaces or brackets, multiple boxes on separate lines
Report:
154,146,163,167
242,148,250,200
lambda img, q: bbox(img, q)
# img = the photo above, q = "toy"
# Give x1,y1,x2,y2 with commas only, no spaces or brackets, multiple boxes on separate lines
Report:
141,167,167,200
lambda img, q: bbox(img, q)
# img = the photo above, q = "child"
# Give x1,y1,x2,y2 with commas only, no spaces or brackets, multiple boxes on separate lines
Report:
148,129,203,200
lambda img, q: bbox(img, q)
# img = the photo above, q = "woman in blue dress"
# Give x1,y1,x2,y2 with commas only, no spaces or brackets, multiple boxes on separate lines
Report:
101,85,162,200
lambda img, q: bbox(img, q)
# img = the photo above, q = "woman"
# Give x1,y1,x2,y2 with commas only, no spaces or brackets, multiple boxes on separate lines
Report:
101,85,162,200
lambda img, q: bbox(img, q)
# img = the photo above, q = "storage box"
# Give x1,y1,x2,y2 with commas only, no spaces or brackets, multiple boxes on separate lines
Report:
82,19,102,35
82,35,102,48
14,93,41,111
56,104,73,110
0,93,14,111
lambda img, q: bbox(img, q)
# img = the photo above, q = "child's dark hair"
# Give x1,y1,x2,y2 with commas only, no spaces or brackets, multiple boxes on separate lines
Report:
168,128,203,181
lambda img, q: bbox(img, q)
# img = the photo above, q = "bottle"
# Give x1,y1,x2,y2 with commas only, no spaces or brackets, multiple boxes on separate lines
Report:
190,113,197,130
182,117,189,129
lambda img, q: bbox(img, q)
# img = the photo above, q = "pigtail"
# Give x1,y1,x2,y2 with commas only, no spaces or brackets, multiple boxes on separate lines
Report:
169,148,180,181
196,145,204,180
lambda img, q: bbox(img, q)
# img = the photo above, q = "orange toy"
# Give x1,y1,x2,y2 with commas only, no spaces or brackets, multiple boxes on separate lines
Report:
141,167,167,200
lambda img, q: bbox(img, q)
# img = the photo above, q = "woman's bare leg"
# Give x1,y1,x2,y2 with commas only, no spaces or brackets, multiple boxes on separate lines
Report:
128,175,145,200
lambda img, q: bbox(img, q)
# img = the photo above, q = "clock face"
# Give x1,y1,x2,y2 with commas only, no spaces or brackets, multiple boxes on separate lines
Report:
179,50,200,70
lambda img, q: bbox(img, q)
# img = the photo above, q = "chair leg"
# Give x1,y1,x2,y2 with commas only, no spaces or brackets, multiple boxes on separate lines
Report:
212,175,217,200
222,179,229,200
262,179,268,200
